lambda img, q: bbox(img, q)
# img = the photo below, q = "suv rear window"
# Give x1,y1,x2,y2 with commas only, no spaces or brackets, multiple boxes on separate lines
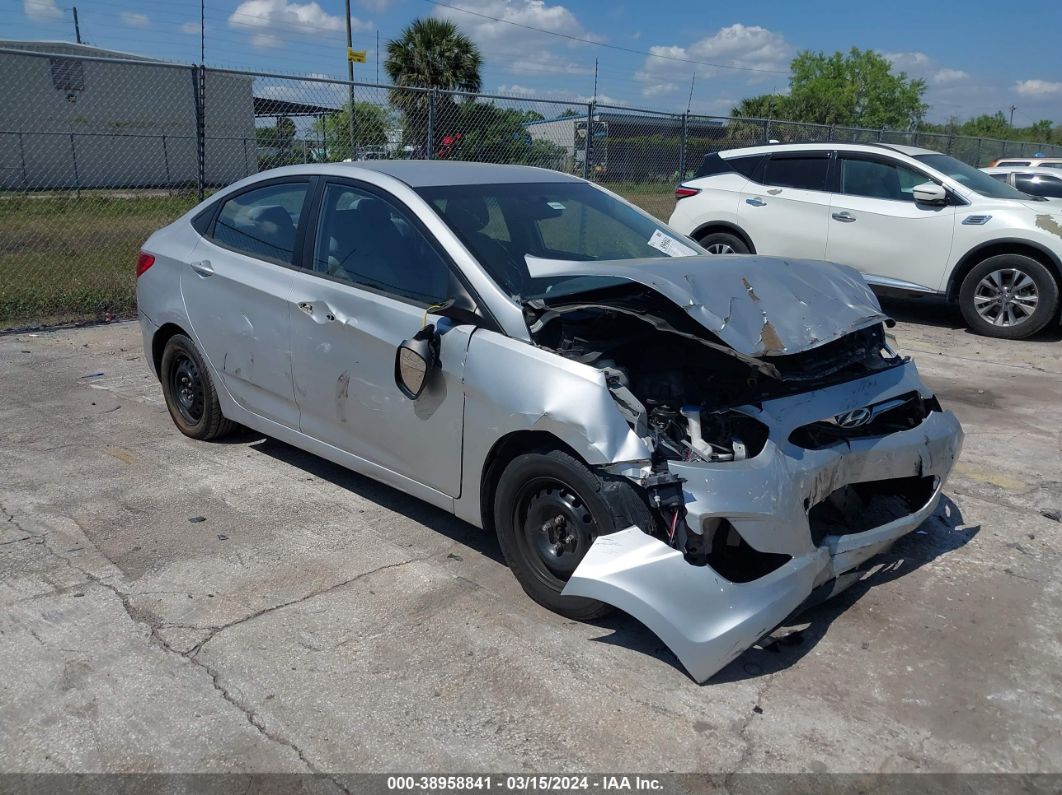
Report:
694,153,764,180
762,156,829,191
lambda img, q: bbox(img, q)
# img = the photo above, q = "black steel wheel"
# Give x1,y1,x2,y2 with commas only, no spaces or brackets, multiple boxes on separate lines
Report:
160,333,235,441
492,448,652,620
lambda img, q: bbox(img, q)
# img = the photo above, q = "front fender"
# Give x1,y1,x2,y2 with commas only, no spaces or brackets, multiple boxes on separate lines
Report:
453,329,650,527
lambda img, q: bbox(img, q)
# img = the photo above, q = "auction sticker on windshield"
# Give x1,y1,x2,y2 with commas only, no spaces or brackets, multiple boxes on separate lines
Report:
647,229,697,257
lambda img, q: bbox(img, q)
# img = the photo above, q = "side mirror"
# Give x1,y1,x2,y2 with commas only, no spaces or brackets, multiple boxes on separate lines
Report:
394,324,439,400
913,181,947,205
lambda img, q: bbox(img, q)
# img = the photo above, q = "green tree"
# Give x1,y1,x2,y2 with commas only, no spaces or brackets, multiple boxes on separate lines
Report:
385,18,482,152
734,48,927,129
436,104,566,168
312,102,391,160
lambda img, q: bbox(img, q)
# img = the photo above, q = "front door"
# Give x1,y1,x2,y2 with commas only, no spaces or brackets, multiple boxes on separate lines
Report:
737,150,832,260
826,153,957,291
182,179,310,427
288,180,470,497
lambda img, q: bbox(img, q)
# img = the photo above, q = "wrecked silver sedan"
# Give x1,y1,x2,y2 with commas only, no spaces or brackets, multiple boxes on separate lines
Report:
136,161,963,683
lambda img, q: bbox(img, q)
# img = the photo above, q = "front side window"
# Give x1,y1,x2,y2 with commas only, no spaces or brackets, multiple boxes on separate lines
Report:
915,153,1029,200
761,155,830,191
210,182,308,265
313,183,453,305
1015,173,1062,199
838,157,927,202
418,181,706,300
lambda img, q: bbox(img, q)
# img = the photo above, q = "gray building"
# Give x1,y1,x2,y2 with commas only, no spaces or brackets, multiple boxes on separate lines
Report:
0,41,256,190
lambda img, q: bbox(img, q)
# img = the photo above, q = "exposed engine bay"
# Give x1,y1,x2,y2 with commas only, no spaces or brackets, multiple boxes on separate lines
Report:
524,281,908,566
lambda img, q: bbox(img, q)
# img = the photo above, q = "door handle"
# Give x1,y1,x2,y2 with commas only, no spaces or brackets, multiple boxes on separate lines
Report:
189,259,214,276
832,211,856,223
745,197,767,207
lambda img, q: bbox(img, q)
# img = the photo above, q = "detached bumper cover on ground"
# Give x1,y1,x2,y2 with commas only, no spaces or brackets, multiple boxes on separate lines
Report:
564,362,964,683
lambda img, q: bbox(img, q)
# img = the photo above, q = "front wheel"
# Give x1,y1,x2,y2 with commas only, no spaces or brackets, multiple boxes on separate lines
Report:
697,231,749,255
958,254,1059,339
492,449,650,620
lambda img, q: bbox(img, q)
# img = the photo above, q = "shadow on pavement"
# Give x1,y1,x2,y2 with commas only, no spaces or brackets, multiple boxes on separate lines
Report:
244,433,505,565
879,295,1062,342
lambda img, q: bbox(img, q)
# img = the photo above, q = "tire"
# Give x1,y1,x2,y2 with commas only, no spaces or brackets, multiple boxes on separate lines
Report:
492,449,652,621
159,333,236,440
697,231,749,255
958,254,1059,339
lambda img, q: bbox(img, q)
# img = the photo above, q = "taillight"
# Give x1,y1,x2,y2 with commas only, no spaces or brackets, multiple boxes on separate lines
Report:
136,251,155,278
674,186,700,200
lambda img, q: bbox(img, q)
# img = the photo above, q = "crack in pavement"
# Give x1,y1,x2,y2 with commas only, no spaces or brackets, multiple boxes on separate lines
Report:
185,548,450,657
1,501,459,792
724,672,776,786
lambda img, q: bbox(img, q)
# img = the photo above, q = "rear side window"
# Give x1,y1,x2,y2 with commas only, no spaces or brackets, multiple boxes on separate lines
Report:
762,156,829,191
207,181,307,265
996,160,1030,167
210,182,309,266
1015,174,1062,199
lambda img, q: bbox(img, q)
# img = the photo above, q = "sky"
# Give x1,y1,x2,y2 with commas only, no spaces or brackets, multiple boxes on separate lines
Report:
7,0,1062,124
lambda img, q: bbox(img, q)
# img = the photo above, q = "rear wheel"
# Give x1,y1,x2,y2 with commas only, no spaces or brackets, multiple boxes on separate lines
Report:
697,231,749,255
958,254,1059,339
492,449,649,620
160,333,235,440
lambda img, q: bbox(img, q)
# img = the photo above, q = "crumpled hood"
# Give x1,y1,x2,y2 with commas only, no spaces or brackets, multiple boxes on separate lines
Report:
525,254,888,358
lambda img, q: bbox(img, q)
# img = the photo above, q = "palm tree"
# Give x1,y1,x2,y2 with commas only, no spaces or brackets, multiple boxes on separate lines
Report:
385,18,482,154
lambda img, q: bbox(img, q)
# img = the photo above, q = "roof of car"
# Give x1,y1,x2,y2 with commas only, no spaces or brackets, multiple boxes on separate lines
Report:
717,141,939,158
337,160,583,187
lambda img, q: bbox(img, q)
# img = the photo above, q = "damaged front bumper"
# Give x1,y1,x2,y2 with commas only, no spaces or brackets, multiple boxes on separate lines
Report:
563,361,963,683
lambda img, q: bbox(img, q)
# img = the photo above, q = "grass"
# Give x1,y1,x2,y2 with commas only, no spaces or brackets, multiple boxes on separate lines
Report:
0,194,198,329
0,181,676,330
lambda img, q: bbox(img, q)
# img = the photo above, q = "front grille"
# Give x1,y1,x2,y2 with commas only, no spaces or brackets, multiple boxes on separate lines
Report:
789,392,940,450
808,475,937,546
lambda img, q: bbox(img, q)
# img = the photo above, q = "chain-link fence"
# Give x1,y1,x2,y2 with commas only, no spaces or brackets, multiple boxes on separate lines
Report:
3,44,1061,330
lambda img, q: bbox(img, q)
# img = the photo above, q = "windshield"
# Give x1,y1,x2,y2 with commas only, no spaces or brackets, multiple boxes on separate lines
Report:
416,181,706,300
915,153,1031,200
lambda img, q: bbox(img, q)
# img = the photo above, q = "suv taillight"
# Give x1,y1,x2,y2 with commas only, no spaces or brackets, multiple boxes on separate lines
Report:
136,251,155,278
674,186,700,200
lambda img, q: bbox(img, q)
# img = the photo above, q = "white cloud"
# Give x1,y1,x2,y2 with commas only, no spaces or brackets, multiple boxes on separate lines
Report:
24,0,61,21
931,68,968,85
1015,79,1062,97
884,51,969,86
120,11,150,28
635,24,793,97
432,0,600,78
229,0,372,49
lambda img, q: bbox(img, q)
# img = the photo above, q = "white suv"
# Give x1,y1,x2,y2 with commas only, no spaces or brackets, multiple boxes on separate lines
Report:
668,142,1062,339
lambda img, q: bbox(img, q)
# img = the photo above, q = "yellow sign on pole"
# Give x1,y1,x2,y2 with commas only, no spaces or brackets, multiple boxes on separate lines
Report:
347,48,367,63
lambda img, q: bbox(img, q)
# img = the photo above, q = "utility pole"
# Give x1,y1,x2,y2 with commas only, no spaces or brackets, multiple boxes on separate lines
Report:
686,71,696,113
1009,105,1017,127
71,6,81,43
345,0,356,158
376,29,379,85
200,0,205,64
592,57,598,102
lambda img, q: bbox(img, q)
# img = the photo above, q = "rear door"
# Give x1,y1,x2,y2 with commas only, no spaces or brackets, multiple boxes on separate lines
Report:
287,179,472,497
826,153,956,292
737,151,831,259
182,178,311,427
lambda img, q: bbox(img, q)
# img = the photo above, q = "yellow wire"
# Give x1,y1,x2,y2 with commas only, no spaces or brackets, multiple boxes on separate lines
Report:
423,303,445,327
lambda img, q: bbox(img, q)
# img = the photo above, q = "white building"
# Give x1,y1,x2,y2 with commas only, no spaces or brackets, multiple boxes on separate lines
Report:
0,41,256,190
